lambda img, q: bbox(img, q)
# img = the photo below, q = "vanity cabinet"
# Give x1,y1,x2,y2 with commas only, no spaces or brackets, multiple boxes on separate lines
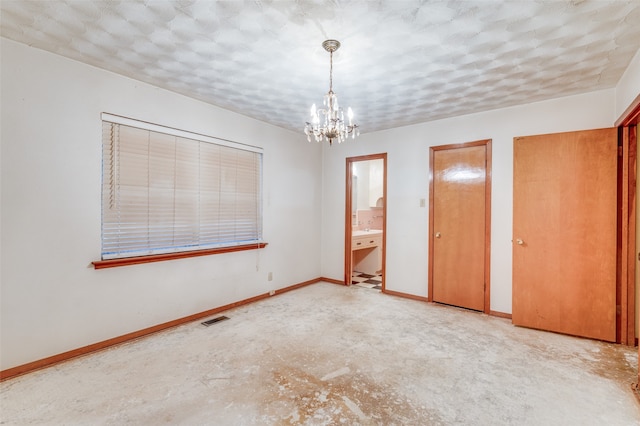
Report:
352,231,382,275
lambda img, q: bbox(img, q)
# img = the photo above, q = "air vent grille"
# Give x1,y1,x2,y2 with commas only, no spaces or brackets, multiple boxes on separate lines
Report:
201,316,229,327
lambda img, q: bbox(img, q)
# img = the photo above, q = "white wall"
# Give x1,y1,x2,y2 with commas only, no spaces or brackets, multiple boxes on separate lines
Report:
353,161,370,210
321,89,616,314
0,38,322,370
615,47,640,121
2,35,635,371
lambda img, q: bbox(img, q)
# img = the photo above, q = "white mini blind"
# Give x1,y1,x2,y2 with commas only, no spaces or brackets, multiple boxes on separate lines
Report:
101,116,263,260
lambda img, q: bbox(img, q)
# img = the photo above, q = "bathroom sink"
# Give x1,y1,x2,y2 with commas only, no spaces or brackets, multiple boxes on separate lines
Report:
352,229,383,237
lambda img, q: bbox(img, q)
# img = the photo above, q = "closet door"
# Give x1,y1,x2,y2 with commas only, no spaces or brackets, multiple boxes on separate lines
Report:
430,141,490,312
512,128,617,341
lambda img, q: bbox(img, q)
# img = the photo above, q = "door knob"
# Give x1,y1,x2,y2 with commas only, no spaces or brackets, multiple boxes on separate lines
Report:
435,232,441,239
516,238,524,245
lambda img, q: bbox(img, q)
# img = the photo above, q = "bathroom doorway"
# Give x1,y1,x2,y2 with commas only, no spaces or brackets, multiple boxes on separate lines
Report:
345,154,387,290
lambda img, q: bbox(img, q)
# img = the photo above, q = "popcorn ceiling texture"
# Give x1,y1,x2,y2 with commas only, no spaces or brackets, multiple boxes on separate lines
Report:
1,0,639,133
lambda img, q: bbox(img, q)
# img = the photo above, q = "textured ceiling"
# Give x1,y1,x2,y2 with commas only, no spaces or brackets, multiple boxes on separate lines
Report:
2,0,640,134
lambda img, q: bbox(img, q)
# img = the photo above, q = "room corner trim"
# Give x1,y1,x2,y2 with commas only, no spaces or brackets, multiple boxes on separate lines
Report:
489,310,513,319
383,289,430,302
615,93,640,127
320,277,346,285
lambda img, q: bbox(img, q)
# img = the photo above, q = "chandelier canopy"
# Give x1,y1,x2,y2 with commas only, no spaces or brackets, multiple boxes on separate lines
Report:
304,40,359,145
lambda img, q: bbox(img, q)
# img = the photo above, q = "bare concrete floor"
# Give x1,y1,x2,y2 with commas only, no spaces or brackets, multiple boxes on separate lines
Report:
1,282,639,425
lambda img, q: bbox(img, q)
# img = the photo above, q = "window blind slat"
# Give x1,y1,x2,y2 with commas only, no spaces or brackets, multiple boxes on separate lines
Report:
101,120,262,259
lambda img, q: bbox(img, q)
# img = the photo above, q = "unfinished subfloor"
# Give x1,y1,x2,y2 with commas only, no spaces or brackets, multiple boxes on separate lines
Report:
1,282,639,425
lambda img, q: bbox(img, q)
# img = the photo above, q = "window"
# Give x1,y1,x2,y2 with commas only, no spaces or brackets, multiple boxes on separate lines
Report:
100,113,263,261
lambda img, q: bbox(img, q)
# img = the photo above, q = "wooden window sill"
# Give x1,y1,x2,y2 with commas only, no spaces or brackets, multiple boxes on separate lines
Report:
92,243,268,269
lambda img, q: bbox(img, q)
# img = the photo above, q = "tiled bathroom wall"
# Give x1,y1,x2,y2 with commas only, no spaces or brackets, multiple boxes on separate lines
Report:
354,208,384,230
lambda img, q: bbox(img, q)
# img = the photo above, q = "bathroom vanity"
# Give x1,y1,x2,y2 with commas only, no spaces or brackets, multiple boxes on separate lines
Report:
352,230,383,275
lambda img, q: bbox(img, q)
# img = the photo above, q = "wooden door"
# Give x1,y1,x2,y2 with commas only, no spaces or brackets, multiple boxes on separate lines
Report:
512,128,617,342
430,142,490,312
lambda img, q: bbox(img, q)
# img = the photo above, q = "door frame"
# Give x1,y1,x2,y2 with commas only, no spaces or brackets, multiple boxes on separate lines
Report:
618,125,637,345
615,94,639,390
345,153,387,287
428,139,492,314
615,96,639,347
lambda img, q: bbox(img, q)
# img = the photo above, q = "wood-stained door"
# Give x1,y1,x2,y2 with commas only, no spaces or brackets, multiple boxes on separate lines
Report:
512,128,617,342
430,141,491,312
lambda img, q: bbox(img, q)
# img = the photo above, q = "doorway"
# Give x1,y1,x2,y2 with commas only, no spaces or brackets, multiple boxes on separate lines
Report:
428,140,492,313
345,154,387,289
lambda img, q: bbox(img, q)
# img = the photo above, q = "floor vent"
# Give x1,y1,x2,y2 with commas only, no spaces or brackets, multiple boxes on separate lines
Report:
201,316,229,327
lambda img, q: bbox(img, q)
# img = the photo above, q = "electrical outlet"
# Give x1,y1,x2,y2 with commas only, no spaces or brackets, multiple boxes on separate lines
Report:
420,198,426,207
268,272,273,281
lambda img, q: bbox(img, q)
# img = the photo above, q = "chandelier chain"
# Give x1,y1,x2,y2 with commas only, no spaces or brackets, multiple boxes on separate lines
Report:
329,50,333,93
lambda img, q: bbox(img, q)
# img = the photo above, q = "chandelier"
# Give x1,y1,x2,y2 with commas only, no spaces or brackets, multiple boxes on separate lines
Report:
304,40,359,145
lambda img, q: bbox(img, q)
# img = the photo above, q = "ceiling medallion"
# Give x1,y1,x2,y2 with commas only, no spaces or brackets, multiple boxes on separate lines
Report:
304,39,359,145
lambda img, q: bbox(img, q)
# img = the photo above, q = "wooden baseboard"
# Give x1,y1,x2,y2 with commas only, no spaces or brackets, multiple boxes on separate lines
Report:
0,277,321,382
320,277,346,285
383,290,514,320
382,289,430,302
272,278,321,295
489,310,512,320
